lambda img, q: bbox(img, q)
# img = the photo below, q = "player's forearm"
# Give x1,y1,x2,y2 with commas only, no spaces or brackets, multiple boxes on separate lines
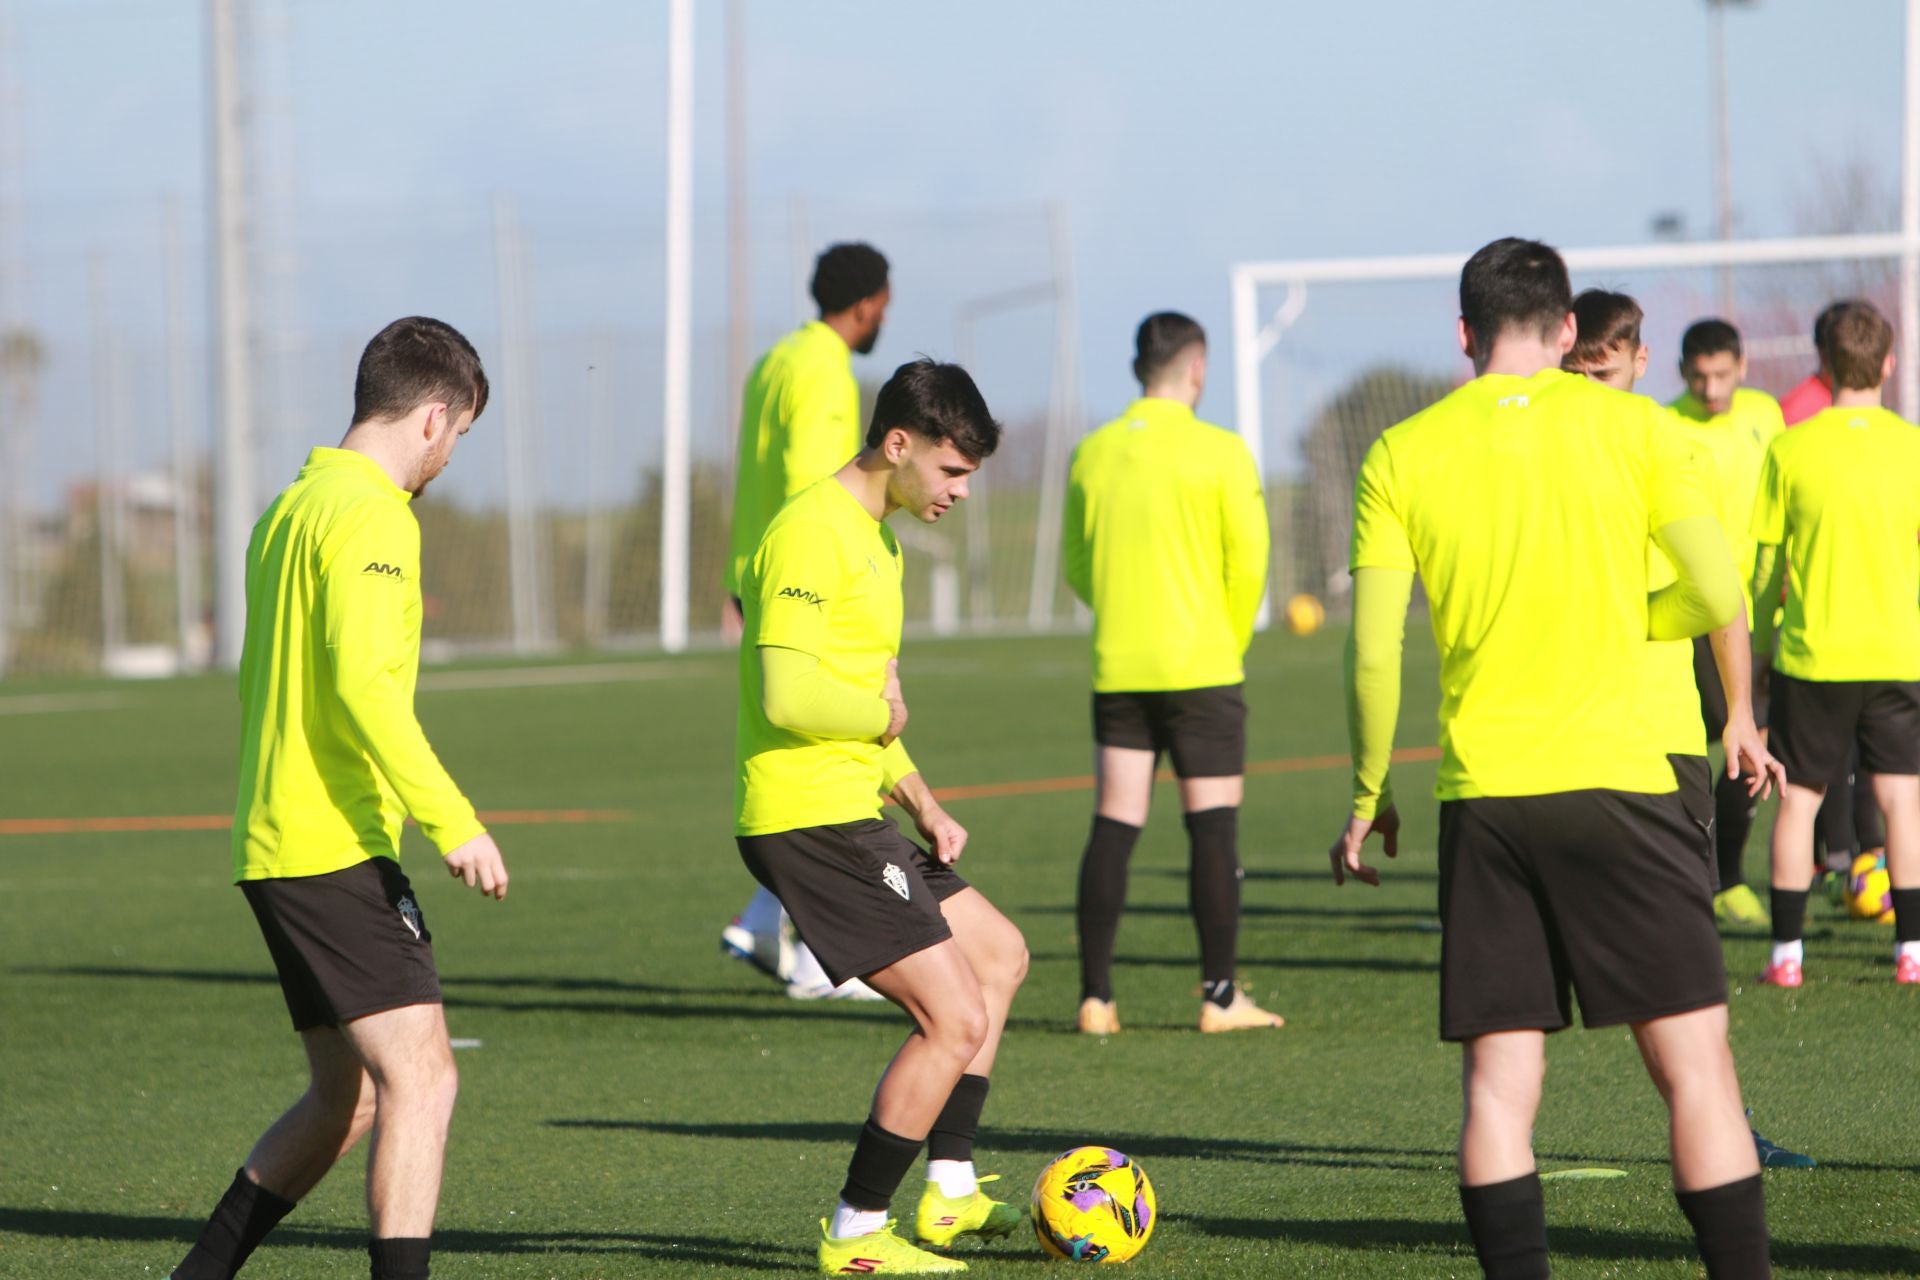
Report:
1648,516,1741,641
1749,543,1784,656
759,646,890,740
333,671,483,852
1707,611,1754,724
1347,567,1412,820
886,759,939,823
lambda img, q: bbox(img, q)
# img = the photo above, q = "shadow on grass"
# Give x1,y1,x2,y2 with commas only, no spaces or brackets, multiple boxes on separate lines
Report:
548,1119,1464,1174
1021,901,1441,922
0,1208,806,1270
1028,951,1436,975
1138,866,1440,885
1182,1213,1920,1273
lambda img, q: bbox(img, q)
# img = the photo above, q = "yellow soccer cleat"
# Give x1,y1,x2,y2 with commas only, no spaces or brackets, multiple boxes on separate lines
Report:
1199,988,1286,1032
817,1218,967,1274
1713,883,1771,929
915,1175,1024,1251
1076,997,1121,1035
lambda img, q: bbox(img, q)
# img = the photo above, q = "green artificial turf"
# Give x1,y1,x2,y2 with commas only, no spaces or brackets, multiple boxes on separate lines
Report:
1,630,1914,1277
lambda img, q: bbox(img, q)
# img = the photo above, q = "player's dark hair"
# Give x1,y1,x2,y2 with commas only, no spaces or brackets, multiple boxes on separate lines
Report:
352,316,489,425
866,358,1002,461
811,243,890,316
1819,299,1894,391
1679,318,1743,364
1132,311,1206,386
1458,237,1572,349
1566,289,1644,367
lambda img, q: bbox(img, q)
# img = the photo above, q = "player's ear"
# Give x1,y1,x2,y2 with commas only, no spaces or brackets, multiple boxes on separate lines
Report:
885,426,913,462
1456,317,1475,362
1882,350,1897,384
1633,344,1650,380
1554,312,1576,355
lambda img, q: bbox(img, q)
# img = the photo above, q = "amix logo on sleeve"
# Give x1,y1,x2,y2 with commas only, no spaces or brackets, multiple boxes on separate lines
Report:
362,562,405,579
776,585,827,609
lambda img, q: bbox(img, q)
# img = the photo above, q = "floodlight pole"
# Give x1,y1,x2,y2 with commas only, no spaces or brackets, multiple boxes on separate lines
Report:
208,0,255,668
1902,0,1919,415
659,0,693,653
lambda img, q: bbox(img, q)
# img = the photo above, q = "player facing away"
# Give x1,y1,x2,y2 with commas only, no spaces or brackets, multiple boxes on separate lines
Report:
1667,319,1787,928
1751,299,1920,988
1063,312,1279,1035
733,359,1030,1273
171,318,510,1280
721,242,892,1001
1335,240,1770,1278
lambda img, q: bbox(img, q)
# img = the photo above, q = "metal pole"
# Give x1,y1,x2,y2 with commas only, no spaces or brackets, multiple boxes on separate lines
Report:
584,333,612,642
492,193,543,654
208,0,255,668
90,255,125,661
659,0,693,652
1229,266,1273,631
1026,203,1078,631
1709,0,1735,316
163,195,203,667
1902,0,1920,415
723,0,750,490
0,3,20,676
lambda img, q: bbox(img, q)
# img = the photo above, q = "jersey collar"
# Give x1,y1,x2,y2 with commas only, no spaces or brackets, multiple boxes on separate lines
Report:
301,447,413,501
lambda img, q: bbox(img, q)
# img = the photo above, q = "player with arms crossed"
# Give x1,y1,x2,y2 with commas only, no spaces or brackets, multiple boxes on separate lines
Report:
1751,299,1920,988
722,242,892,1000
1335,241,1770,1278
1063,312,1278,1035
734,359,1030,1273
171,318,509,1280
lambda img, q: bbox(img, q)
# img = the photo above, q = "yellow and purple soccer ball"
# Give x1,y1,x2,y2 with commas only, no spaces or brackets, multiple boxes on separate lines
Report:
1031,1145,1156,1263
1849,851,1894,923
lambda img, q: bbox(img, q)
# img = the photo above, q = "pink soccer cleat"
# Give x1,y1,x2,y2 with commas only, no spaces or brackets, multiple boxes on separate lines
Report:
1758,959,1804,988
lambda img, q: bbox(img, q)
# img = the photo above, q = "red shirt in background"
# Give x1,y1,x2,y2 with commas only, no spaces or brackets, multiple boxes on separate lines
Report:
1780,371,1832,425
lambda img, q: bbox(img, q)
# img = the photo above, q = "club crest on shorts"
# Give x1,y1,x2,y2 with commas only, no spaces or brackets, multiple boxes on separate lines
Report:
396,894,424,940
882,861,910,901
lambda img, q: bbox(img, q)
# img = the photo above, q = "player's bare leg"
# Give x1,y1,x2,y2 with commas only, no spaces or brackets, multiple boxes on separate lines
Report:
1765,781,1826,984
861,940,991,1138
244,1028,377,1201
1076,745,1156,1031
1870,772,1920,981
340,1002,460,1238
1457,1030,1549,1277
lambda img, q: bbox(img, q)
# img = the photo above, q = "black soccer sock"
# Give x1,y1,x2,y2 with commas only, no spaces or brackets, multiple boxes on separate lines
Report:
1814,767,1857,864
1769,888,1808,944
1076,816,1142,1002
1676,1175,1770,1279
1185,806,1241,995
1713,771,1758,890
1458,1173,1549,1280
1892,888,1920,944
840,1117,924,1212
368,1236,432,1280
171,1168,296,1280
927,1073,990,1164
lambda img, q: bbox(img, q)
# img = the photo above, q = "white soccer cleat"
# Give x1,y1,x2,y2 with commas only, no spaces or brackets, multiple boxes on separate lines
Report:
721,915,793,983
785,944,886,1001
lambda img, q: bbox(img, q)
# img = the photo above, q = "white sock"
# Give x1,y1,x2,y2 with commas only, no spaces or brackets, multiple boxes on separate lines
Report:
1771,939,1804,967
830,1201,889,1239
1898,940,1920,962
738,886,784,938
927,1159,977,1199
788,942,831,992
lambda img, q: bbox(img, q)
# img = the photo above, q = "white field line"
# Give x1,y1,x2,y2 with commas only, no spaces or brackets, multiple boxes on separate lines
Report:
417,661,723,693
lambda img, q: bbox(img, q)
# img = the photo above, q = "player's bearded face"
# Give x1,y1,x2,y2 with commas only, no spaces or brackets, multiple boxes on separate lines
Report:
1683,352,1742,415
412,408,473,498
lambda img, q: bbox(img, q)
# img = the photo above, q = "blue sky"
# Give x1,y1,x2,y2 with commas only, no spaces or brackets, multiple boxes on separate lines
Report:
2,0,1908,501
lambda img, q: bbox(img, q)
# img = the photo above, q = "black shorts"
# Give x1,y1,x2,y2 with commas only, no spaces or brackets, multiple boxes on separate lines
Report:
1092,684,1247,778
1693,636,1729,741
1769,672,1920,784
1436,756,1726,1042
736,818,971,987
241,857,441,1032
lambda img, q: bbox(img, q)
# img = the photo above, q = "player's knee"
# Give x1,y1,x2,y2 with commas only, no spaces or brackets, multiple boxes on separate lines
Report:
930,995,991,1063
1004,932,1030,991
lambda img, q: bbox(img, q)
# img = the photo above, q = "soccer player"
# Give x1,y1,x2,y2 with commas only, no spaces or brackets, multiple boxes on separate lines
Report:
734,358,1030,1273
1778,302,1842,426
171,318,510,1280
1751,299,1920,988
1668,318,1787,927
1063,312,1279,1035
1335,240,1770,1277
721,242,891,1001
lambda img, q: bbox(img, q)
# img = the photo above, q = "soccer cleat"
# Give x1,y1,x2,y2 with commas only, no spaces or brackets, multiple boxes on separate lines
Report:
915,1175,1023,1250
1076,997,1121,1035
789,975,887,1002
1199,988,1285,1032
1758,959,1804,989
1896,954,1920,985
817,1218,966,1273
721,916,793,982
1713,884,1770,929
1750,1126,1816,1169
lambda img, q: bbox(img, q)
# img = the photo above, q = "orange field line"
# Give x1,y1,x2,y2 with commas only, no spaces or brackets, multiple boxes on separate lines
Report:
0,747,1443,835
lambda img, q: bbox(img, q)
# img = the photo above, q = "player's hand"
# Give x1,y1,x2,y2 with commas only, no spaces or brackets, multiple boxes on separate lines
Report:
1329,805,1398,887
914,802,968,865
1723,714,1787,800
880,658,908,745
445,833,509,901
